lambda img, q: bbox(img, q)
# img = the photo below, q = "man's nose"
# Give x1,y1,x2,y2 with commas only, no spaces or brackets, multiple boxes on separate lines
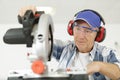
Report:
78,30,86,38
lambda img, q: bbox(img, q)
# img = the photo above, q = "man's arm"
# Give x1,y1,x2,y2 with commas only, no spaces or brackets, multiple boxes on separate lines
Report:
87,61,120,80
52,39,70,60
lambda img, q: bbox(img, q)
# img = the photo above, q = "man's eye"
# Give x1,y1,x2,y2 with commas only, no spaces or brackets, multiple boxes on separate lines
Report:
85,29,92,33
76,27,80,30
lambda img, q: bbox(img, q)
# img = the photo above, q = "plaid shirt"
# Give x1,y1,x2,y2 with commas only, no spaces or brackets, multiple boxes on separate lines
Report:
52,40,120,80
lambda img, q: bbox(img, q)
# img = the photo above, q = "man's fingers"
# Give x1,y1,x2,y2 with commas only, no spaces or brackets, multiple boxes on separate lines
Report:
18,5,37,17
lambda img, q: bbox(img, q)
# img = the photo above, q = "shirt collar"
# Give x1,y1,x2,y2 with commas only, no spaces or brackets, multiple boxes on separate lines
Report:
89,42,98,60
74,41,98,60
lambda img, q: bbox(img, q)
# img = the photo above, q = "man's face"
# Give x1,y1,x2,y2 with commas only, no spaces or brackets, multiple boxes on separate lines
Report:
73,20,98,53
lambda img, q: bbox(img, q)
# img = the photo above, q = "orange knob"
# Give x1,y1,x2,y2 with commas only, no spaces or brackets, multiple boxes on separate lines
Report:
31,60,45,74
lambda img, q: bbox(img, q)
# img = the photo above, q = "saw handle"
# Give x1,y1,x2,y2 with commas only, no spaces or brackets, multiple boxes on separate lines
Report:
18,10,44,24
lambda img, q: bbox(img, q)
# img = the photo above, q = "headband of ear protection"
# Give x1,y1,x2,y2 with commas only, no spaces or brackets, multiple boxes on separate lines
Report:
67,9,106,42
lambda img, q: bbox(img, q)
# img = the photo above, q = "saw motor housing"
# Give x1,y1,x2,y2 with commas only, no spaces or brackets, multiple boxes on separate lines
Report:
3,10,54,73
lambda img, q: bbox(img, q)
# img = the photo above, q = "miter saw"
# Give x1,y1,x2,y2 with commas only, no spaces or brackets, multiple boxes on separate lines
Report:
3,10,88,80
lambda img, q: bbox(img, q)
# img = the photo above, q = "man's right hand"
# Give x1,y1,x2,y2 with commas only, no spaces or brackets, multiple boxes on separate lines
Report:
18,5,37,17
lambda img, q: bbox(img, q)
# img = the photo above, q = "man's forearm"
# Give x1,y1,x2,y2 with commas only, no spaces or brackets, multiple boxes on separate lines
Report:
99,62,120,79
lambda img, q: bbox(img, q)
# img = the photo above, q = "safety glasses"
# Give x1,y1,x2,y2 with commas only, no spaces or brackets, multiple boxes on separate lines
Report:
73,22,98,34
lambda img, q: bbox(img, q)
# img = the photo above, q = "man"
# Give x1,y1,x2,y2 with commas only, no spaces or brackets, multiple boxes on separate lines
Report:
19,6,120,80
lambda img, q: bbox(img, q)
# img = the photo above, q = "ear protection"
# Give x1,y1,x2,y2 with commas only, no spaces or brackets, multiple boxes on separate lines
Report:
67,9,106,42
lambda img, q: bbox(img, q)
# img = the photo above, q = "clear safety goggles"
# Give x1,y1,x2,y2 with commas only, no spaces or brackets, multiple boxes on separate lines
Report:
73,22,98,34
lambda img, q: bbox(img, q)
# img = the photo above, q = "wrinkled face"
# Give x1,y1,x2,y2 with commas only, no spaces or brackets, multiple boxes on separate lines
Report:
73,20,98,53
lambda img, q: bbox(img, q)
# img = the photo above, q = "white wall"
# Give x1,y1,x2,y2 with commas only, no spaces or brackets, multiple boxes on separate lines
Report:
0,23,120,80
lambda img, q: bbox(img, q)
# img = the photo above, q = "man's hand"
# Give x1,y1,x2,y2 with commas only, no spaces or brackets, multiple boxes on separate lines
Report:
87,61,102,75
87,61,120,79
18,5,37,17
